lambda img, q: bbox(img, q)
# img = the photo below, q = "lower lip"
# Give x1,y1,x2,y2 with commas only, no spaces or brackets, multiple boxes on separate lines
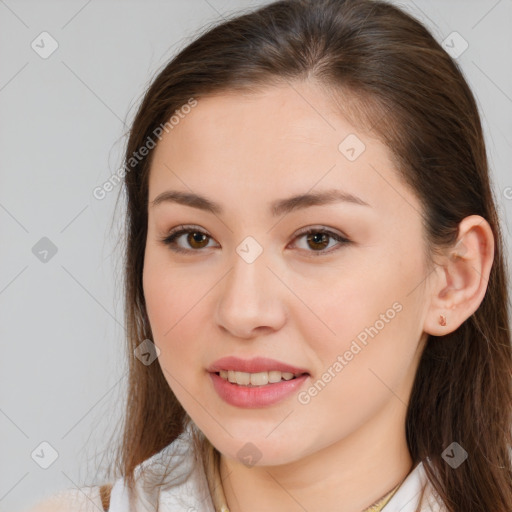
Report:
209,372,309,408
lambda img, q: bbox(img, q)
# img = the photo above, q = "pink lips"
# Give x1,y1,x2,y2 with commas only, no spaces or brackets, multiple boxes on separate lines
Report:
207,356,309,375
207,356,310,408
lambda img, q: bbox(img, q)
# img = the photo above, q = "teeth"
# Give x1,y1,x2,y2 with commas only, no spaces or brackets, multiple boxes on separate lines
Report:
218,370,299,386
268,370,282,383
251,372,268,386
235,371,250,385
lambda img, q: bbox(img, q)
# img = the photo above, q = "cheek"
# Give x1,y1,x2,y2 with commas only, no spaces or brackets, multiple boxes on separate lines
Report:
292,246,424,379
143,245,198,339
142,255,213,387
294,285,421,434
142,255,180,346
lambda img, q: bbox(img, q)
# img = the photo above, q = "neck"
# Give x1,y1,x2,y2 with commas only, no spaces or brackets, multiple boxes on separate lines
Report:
219,399,414,512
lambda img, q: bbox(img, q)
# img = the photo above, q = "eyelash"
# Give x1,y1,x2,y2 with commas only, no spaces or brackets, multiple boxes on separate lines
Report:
159,225,351,257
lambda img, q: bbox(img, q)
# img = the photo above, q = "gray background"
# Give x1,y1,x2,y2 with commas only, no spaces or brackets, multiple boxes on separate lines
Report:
1,1,511,510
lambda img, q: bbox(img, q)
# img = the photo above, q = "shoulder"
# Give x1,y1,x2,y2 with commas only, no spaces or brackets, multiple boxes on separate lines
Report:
22,485,105,512
105,424,215,511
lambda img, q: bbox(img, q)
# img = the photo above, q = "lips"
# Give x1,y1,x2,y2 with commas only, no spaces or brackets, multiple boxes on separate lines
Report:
207,356,311,407
209,371,309,408
207,356,309,375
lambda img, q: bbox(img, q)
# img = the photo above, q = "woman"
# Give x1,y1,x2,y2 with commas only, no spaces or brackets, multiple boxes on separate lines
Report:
27,0,512,510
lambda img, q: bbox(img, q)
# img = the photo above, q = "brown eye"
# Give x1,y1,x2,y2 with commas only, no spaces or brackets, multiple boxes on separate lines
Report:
160,226,216,253
292,227,350,256
160,225,350,257
186,231,210,249
306,232,330,251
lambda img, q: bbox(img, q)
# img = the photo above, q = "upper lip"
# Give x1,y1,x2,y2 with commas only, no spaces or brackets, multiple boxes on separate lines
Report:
207,356,309,375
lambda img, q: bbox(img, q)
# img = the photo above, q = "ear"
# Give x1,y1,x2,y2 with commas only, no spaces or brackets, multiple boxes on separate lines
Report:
423,215,495,336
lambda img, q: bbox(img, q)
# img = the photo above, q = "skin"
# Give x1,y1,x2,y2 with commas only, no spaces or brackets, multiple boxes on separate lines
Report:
142,80,494,512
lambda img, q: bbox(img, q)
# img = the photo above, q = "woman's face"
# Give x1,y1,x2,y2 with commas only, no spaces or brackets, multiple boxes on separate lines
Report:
143,81,431,466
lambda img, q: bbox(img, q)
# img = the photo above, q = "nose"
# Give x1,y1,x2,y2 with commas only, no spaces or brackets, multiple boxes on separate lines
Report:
214,248,287,339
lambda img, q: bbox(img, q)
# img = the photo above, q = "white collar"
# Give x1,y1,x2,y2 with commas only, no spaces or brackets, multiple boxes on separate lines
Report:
109,426,445,511
109,423,213,511
382,458,444,511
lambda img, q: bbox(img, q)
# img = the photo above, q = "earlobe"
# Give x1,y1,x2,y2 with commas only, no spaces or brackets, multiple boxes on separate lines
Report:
423,215,495,337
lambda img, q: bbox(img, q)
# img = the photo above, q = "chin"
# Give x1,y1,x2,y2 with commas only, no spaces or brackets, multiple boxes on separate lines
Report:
210,433,303,467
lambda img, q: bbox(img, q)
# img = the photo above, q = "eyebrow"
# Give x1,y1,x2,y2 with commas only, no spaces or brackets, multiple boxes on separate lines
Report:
150,188,370,217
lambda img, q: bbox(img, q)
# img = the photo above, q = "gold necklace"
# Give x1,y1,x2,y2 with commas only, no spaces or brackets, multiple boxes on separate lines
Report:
360,483,401,511
211,453,402,512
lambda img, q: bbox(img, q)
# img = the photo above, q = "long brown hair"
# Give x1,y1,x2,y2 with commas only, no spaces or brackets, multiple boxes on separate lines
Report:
102,0,512,510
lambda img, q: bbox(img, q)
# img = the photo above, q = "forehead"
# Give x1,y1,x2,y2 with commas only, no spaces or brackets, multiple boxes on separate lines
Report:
158,83,354,161
148,81,421,219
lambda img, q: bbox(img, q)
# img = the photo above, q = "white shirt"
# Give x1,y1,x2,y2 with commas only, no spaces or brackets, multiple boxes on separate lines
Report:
26,425,446,511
